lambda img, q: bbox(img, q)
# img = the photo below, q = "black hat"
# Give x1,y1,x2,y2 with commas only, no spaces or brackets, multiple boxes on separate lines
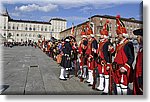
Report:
133,29,143,36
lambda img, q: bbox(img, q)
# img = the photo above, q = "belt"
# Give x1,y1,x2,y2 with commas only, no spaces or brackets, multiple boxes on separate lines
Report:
64,54,69,57
117,64,124,68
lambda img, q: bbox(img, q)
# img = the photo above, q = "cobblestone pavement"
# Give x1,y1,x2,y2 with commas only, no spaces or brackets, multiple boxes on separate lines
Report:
1,46,101,95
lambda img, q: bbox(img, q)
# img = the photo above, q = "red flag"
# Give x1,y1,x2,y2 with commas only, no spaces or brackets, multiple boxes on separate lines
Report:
86,22,93,35
116,15,127,35
71,23,74,35
100,19,110,36
81,25,86,36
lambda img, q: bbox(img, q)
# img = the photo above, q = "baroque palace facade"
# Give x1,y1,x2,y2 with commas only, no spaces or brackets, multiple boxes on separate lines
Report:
60,15,143,42
0,9,67,42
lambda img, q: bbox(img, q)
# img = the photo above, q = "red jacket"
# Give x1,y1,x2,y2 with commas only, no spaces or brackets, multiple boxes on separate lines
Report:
133,48,143,95
114,39,134,84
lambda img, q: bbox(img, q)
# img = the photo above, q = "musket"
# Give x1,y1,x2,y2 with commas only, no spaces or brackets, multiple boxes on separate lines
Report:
109,49,113,95
74,25,78,77
74,45,78,77
92,59,96,89
92,53,98,89
108,36,117,95
73,50,78,77
89,39,98,89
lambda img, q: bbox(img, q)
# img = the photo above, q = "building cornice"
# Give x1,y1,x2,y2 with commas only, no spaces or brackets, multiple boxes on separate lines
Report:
49,18,67,22
8,19,51,25
90,15,143,24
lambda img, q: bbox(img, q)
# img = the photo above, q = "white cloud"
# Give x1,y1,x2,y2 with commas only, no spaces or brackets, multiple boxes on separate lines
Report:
1,0,141,19
80,7,92,13
1,0,142,9
15,3,58,12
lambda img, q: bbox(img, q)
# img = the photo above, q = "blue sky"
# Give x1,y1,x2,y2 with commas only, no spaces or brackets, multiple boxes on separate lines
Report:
0,0,142,28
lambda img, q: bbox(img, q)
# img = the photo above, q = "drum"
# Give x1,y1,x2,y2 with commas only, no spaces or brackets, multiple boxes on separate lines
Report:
56,54,62,64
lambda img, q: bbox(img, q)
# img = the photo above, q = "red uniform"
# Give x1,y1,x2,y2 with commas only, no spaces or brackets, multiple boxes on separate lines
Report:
78,38,88,68
86,37,97,70
97,39,111,75
112,15,135,95
133,47,143,95
96,19,111,93
85,37,98,85
113,39,134,86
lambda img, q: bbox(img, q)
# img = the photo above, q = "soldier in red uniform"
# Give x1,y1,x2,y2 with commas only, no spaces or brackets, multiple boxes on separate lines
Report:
133,29,143,95
78,34,88,81
78,25,88,81
110,15,135,95
85,34,98,86
96,20,111,94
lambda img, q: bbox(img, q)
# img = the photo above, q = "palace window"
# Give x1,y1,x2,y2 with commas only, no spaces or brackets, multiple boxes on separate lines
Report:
33,25,35,31
100,21,103,27
25,27,28,30
49,26,51,31
12,26,15,30
4,25,6,29
29,27,32,30
17,34,19,36
38,25,40,31
21,24,23,30
33,28,35,31
41,27,43,31
8,26,11,29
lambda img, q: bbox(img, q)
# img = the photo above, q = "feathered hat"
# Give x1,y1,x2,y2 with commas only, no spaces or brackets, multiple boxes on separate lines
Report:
116,15,128,37
81,25,87,38
100,19,110,36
